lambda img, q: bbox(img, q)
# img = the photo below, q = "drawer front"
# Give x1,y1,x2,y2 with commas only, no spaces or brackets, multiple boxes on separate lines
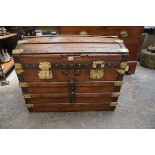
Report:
59,26,143,43
14,54,128,82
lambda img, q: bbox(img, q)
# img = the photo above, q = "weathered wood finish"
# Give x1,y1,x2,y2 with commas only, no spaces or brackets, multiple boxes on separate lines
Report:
13,36,128,112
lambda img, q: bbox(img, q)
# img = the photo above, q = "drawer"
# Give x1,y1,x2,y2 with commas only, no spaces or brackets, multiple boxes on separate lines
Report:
59,26,143,43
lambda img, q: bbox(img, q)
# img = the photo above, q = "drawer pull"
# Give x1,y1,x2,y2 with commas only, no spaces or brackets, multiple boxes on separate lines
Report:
120,31,128,37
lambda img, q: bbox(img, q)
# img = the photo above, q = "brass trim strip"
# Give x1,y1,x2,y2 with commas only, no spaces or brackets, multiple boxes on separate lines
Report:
19,82,28,87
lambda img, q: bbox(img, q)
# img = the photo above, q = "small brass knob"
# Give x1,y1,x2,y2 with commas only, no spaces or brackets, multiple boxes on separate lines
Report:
120,31,128,37
79,31,88,36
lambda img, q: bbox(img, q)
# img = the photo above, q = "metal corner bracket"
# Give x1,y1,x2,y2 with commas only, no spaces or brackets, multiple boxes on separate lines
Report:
12,49,23,55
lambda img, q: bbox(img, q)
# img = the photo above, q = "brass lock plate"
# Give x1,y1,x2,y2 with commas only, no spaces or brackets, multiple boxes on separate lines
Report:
90,61,104,79
90,70,104,79
38,62,53,79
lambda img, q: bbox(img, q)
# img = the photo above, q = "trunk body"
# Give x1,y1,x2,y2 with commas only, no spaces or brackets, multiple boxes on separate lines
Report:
13,36,128,111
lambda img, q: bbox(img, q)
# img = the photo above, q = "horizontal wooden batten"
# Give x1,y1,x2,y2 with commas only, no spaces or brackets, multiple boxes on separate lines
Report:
19,81,123,87
26,103,116,112
23,92,120,99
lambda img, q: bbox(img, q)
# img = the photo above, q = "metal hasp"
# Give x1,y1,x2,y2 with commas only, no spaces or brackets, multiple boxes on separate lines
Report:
90,61,104,79
38,62,53,79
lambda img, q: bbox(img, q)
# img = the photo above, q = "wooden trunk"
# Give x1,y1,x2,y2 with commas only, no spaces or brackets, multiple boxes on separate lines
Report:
59,26,143,74
13,36,128,112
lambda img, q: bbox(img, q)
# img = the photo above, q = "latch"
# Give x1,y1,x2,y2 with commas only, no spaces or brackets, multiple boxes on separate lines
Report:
90,61,104,79
38,62,53,79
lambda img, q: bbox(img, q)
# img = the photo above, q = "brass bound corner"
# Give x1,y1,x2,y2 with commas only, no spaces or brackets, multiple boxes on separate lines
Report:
12,49,23,55
15,63,24,74
17,40,28,45
23,94,31,98
110,102,118,106
111,92,120,97
19,82,28,87
117,69,125,74
120,62,128,69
